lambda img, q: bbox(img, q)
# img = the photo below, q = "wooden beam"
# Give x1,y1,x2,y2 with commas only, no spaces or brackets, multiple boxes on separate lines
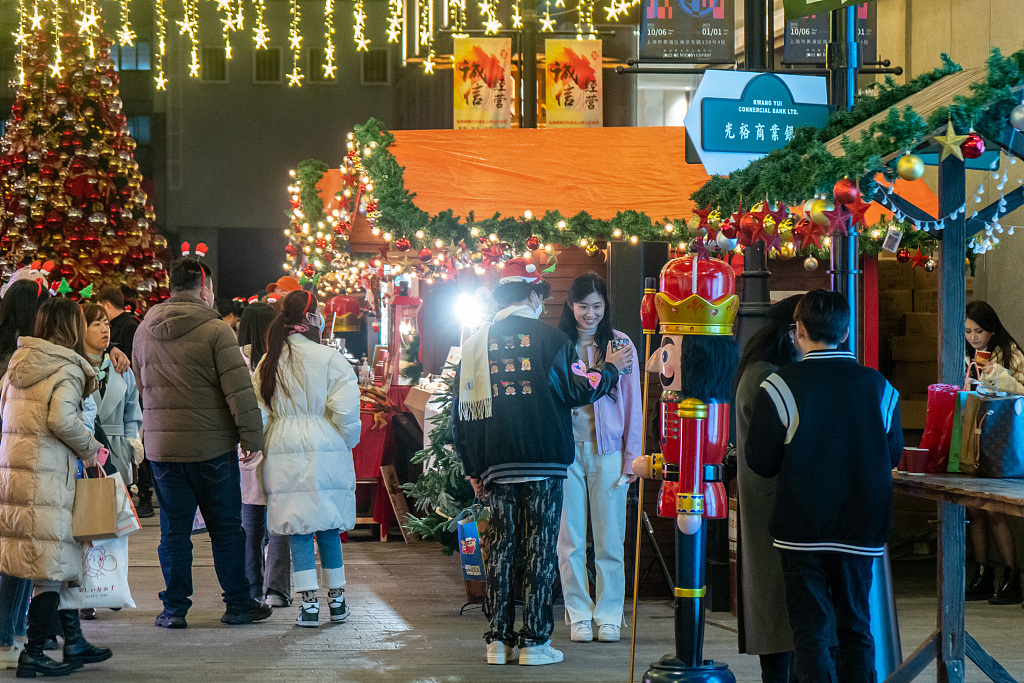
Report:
966,186,1024,238
937,500,966,683
964,632,1020,683
884,631,939,683
937,155,967,388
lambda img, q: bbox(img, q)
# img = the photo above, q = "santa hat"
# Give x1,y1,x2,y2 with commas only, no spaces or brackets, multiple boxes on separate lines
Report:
498,258,542,285
1,260,54,297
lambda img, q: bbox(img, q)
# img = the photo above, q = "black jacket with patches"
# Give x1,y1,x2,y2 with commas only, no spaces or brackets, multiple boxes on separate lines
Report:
745,350,904,555
452,315,619,486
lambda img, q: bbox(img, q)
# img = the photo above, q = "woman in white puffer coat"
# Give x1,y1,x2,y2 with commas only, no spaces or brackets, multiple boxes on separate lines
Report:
251,290,361,629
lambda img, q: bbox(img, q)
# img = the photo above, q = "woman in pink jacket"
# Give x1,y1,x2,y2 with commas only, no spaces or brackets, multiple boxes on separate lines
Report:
556,273,642,644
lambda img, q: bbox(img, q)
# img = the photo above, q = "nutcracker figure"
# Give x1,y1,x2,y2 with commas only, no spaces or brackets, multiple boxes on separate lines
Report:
632,254,738,683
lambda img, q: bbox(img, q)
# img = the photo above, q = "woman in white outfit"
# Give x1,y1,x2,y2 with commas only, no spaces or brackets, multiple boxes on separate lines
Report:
252,290,361,628
556,273,642,643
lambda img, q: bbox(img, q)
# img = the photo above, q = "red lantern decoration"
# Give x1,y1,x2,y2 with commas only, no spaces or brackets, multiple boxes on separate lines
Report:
961,132,985,160
395,237,412,252
832,178,861,206
418,247,432,262
526,236,541,251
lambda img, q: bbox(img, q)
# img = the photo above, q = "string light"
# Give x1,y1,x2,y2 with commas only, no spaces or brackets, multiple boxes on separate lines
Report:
387,0,403,42
252,0,268,48
179,0,200,78
353,0,368,50
419,0,435,73
576,0,595,39
12,0,26,87
323,0,336,78
118,0,136,45
450,0,468,38
541,5,555,31
154,0,167,89
479,0,501,34
512,0,522,28
287,0,303,86
234,0,244,30
49,0,63,78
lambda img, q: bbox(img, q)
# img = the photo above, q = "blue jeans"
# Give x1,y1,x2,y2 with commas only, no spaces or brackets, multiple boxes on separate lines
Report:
289,530,344,594
0,574,30,646
241,503,292,600
151,451,251,615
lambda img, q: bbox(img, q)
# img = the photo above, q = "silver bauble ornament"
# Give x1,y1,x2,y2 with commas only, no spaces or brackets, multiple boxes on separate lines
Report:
804,256,819,272
716,232,738,252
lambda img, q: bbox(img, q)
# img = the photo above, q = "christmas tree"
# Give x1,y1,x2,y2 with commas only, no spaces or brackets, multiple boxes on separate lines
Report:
0,8,168,307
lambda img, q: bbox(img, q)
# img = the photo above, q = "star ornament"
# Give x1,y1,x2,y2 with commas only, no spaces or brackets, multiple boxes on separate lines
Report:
118,27,136,45
512,12,523,28
77,12,100,33
387,27,401,42
540,15,556,31
794,218,825,250
30,13,44,30
287,70,303,86
935,121,968,162
155,74,168,90
423,54,435,74
254,27,269,48
822,204,852,236
692,203,713,233
846,196,871,229
484,18,502,34
910,248,929,269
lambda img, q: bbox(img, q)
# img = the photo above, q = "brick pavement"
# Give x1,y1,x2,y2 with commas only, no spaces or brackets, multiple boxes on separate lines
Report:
6,516,1021,682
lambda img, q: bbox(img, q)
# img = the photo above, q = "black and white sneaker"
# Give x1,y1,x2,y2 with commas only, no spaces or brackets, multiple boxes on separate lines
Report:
328,595,349,623
296,600,320,628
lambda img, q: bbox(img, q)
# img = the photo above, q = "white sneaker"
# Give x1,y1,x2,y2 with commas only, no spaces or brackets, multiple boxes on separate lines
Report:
265,593,291,608
486,640,515,665
0,643,23,670
570,621,593,642
296,599,320,628
597,624,620,642
519,640,564,666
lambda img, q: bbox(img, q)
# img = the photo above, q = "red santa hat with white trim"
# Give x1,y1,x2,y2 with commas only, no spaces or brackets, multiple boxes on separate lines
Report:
498,257,542,285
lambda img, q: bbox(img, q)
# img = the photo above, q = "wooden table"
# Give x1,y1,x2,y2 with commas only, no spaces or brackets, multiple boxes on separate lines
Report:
888,473,1024,683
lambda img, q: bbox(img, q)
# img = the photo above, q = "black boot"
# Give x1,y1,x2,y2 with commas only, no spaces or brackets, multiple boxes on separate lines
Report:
17,592,72,678
966,564,995,601
58,610,111,669
989,567,1023,605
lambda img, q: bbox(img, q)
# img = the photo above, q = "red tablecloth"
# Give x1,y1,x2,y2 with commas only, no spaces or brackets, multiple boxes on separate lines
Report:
352,409,395,536
387,385,412,413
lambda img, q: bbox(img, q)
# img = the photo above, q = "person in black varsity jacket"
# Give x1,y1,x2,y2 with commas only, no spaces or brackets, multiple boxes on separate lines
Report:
746,289,903,683
452,258,632,667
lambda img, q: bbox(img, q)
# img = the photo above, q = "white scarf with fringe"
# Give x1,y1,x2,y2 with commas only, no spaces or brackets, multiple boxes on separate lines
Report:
458,304,540,421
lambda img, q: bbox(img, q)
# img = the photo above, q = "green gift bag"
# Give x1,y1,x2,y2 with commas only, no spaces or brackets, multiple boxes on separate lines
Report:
947,392,973,473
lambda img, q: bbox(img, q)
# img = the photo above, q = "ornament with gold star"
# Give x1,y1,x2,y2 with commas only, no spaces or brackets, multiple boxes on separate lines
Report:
935,119,968,162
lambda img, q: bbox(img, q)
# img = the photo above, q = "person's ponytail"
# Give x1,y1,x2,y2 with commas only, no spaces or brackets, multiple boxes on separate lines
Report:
257,290,320,406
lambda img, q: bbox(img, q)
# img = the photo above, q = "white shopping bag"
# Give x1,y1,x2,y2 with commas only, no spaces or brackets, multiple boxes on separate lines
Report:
111,472,142,537
59,537,136,610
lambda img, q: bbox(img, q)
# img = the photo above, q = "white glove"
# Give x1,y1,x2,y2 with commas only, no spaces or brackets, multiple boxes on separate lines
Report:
129,438,145,465
613,475,632,489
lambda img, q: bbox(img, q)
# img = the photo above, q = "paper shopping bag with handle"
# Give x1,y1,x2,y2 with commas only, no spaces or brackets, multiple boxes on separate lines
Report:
72,466,119,542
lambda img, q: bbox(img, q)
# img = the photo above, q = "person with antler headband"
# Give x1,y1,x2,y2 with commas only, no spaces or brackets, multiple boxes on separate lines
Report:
132,247,269,629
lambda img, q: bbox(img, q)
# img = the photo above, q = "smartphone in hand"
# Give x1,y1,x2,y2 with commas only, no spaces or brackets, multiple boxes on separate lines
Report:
609,338,633,374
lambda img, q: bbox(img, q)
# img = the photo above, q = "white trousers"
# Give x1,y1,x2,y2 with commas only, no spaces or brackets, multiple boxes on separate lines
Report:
557,442,628,626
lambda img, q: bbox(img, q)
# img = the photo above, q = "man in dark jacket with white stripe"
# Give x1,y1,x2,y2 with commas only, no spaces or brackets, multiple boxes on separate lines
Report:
746,289,903,683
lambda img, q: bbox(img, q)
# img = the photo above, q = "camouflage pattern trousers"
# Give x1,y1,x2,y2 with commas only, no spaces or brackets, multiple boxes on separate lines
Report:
484,478,564,648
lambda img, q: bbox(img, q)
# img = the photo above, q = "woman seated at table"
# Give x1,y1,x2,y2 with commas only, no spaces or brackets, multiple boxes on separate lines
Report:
964,300,1023,604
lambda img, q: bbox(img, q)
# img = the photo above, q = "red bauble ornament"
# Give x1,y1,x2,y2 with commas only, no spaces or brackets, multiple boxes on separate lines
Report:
315,238,328,250
739,213,759,232
526,236,541,251
896,248,911,263
720,225,737,240
833,178,861,206
418,247,432,262
961,132,985,160
303,265,316,277
395,237,412,252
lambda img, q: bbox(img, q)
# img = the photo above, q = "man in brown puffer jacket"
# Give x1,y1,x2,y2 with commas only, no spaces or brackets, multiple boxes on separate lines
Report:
133,259,271,629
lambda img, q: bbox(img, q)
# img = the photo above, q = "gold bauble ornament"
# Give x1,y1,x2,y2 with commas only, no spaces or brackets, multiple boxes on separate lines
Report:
809,199,834,226
763,216,777,235
687,215,701,231
896,154,925,181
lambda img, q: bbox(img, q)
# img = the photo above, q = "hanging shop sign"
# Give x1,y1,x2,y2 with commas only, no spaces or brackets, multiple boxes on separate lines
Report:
452,38,513,130
782,0,877,21
783,3,876,65
684,71,829,175
639,0,733,64
545,39,603,128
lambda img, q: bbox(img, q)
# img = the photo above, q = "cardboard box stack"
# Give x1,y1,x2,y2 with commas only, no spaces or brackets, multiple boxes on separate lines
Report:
875,253,973,430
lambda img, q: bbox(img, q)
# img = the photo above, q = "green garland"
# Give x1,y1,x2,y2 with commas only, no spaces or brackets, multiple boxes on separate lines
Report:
692,48,1024,213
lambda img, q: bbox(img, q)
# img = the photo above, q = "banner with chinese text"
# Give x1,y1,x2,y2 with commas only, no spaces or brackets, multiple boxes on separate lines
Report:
639,0,733,63
453,38,512,129
545,39,602,128
783,3,875,65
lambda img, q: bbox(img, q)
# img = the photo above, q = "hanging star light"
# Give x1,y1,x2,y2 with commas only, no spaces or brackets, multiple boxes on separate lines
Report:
540,11,555,31
234,0,244,29
483,16,501,33
353,0,368,50
423,52,435,74
323,0,336,78
386,0,403,42
252,0,269,48
154,0,167,88
29,9,44,30
512,0,523,28
218,0,234,60
76,11,99,33
287,0,303,85
935,119,969,162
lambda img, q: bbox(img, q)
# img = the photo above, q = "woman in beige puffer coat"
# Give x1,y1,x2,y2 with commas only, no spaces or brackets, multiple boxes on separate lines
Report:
0,297,111,677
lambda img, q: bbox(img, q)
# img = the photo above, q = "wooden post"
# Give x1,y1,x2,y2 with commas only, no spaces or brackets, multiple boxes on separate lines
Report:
937,501,966,683
937,155,967,387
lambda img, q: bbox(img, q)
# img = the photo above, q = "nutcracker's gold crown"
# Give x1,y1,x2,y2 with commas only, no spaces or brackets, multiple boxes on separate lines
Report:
654,292,739,336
